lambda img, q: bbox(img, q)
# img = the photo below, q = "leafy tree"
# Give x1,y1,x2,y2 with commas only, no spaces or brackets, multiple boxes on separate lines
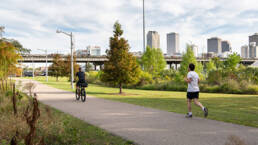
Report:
211,57,223,70
64,54,80,81
205,60,216,77
49,54,65,81
101,21,140,94
0,38,31,55
140,46,166,76
179,44,203,78
0,41,21,79
223,53,241,71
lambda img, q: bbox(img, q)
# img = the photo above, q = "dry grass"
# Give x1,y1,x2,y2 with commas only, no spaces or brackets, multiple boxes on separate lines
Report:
0,82,134,145
225,135,248,145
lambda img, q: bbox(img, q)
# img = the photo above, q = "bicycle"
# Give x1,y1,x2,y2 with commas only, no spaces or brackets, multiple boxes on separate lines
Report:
75,83,87,102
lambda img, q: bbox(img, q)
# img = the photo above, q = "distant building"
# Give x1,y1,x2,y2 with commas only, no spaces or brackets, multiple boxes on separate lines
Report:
147,31,160,49
75,49,88,57
249,33,258,58
167,32,180,56
86,46,101,56
207,37,222,54
249,42,258,58
241,45,249,58
221,40,231,52
190,45,198,57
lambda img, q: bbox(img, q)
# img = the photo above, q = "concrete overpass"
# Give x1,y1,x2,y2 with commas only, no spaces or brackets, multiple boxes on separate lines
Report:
19,54,257,69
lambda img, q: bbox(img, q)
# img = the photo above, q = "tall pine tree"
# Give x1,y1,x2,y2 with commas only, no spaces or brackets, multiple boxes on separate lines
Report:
101,21,140,94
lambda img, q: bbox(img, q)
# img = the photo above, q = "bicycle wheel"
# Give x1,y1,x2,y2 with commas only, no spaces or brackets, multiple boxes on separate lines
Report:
81,89,86,102
75,89,80,100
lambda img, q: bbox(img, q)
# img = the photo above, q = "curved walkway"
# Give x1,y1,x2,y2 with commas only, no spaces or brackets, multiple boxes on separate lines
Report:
19,79,258,145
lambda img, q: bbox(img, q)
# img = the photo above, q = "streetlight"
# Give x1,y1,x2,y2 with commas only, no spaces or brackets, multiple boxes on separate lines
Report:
37,48,48,82
142,0,146,53
56,29,74,89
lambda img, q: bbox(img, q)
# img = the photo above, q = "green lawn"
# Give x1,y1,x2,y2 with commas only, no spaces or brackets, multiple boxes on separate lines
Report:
25,76,258,128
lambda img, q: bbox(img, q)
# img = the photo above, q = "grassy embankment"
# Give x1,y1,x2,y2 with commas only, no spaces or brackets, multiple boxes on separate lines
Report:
0,79,134,145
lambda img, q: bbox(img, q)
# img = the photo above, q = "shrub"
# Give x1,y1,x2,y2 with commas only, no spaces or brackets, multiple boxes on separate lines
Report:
207,70,223,85
85,71,99,84
245,85,258,94
136,71,153,86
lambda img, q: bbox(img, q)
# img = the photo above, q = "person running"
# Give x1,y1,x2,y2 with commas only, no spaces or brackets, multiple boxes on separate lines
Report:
76,67,86,89
184,63,208,118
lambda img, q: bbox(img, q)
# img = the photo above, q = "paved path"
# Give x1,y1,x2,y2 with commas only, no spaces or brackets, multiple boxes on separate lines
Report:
18,79,258,145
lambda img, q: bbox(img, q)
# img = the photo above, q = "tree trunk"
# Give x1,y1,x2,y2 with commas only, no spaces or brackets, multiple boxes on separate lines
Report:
119,83,122,94
56,76,59,82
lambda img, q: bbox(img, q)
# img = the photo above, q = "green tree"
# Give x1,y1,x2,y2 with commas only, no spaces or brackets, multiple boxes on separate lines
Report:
205,60,216,77
140,46,166,76
179,44,203,78
223,53,241,71
101,21,140,94
49,54,65,81
211,57,223,70
64,54,80,81
0,41,21,79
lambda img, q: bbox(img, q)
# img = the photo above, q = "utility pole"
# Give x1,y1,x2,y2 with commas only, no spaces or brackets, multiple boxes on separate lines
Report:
56,30,75,89
143,0,146,53
70,32,74,89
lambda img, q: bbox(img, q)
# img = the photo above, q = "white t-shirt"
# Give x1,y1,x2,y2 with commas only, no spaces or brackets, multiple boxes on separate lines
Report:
187,71,200,92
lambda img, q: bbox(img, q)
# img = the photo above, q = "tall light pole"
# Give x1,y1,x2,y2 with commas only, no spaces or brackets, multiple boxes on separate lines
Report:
143,0,146,53
37,49,48,82
56,30,74,89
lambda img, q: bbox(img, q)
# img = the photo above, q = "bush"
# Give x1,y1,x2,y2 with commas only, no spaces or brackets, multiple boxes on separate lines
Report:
220,79,241,94
245,85,258,94
136,71,153,86
86,71,99,84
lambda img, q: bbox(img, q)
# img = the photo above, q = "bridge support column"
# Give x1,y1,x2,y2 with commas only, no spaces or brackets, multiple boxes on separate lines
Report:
169,63,172,69
94,64,97,71
175,64,178,70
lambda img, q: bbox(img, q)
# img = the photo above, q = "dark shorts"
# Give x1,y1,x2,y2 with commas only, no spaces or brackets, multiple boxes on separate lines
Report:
187,92,199,100
76,80,87,87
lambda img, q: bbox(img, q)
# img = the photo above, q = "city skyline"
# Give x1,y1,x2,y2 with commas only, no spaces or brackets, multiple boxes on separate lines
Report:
1,0,258,55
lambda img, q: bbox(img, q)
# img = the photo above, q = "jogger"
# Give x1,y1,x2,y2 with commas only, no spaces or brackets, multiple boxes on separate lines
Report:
184,63,208,118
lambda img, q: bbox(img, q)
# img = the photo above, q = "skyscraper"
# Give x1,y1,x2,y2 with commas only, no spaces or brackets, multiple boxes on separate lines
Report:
207,37,222,54
167,32,179,56
221,40,231,52
241,45,249,58
147,31,160,49
249,42,258,58
249,33,258,58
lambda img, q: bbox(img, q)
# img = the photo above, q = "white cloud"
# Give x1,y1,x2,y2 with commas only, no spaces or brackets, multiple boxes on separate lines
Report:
0,0,258,55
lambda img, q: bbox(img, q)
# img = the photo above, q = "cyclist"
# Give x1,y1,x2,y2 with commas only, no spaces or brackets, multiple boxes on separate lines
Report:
75,67,86,89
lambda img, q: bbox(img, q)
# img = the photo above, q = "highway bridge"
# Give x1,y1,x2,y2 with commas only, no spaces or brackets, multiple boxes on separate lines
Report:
19,54,257,69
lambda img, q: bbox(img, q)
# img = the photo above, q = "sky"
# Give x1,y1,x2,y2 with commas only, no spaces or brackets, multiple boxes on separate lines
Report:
1,0,258,55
